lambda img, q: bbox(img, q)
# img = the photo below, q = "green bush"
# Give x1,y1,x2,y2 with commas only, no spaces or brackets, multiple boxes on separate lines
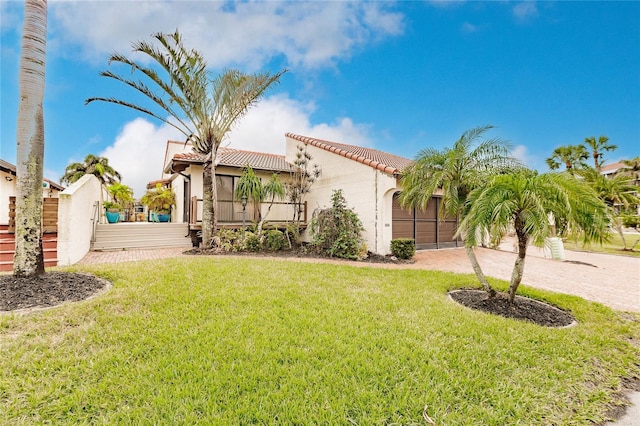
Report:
244,233,262,252
622,214,640,229
311,190,365,260
264,229,286,251
285,222,303,248
390,239,415,260
215,229,243,252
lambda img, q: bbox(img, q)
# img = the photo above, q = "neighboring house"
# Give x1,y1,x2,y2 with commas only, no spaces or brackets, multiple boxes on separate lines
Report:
0,158,64,226
157,134,460,255
601,160,640,215
601,161,640,185
159,140,298,229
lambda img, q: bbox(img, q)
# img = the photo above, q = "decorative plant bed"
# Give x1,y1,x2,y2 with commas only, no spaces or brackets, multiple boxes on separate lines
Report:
448,289,576,328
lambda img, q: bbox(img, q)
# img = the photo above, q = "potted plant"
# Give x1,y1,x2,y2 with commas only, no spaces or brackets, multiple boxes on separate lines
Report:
141,184,176,222
108,183,135,222
103,183,134,223
103,201,121,223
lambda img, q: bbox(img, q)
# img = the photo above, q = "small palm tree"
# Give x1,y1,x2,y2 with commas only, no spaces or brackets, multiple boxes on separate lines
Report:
234,165,285,237
61,154,121,186
86,31,286,247
579,167,640,250
545,144,589,171
621,156,640,186
584,135,617,170
459,171,609,303
400,125,522,294
14,0,47,277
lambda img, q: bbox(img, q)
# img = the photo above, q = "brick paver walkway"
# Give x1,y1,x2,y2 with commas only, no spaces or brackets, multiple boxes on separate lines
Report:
78,241,640,312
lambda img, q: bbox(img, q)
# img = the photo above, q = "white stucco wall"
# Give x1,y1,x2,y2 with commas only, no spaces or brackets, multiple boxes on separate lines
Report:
1,169,62,225
57,174,102,266
285,137,401,255
0,170,15,224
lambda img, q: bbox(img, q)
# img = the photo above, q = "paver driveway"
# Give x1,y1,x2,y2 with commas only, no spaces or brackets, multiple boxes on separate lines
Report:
80,240,640,312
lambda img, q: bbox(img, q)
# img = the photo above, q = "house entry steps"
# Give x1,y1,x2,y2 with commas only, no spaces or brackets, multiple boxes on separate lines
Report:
0,225,58,272
92,222,191,251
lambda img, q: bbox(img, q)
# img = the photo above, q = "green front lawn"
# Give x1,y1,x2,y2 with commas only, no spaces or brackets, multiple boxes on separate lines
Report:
1,257,638,424
564,231,640,258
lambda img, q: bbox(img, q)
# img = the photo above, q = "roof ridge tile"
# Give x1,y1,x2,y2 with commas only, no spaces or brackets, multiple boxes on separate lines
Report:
285,132,412,175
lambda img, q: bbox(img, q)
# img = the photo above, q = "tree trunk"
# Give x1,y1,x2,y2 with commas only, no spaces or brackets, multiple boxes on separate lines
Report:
465,246,495,296
201,159,214,248
508,229,529,303
14,0,47,278
612,219,628,250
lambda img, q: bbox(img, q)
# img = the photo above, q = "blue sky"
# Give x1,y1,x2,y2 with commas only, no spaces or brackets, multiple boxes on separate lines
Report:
1,0,639,196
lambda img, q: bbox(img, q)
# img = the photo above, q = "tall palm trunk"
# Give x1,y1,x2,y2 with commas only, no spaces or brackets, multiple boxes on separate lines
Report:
14,0,47,277
201,160,214,247
509,227,529,303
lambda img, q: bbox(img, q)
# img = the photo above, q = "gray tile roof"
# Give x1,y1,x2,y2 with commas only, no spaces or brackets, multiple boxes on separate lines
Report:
172,148,294,173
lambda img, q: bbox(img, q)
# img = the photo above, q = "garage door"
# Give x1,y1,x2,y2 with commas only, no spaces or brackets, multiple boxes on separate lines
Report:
391,192,461,250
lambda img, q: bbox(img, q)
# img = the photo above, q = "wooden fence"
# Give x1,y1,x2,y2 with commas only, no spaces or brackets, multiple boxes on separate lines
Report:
8,196,58,233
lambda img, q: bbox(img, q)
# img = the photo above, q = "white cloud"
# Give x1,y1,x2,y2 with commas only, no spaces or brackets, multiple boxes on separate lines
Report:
512,144,532,168
100,118,182,197
427,1,466,8
226,94,373,154
99,94,373,197
513,1,538,21
49,1,404,69
461,22,479,34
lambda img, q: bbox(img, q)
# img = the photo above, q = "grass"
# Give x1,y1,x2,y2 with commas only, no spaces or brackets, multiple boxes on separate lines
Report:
564,231,640,258
1,257,639,424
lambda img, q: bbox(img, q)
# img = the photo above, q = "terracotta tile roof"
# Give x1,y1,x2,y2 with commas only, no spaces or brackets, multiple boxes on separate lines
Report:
146,178,172,189
172,148,294,173
600,161,627,175
285,133,412,176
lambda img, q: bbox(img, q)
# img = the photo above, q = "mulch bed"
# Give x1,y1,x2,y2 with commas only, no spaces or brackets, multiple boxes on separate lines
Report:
183,247,415,265
0,272,109,312
449,289,576,327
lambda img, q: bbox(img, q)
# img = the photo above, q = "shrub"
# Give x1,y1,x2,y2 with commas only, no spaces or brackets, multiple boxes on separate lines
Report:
311,190,365,260
214,229,243,252
622,214,640,229
390,239,415,259
244,233,262,252
285,222,303,248
264,229,286,251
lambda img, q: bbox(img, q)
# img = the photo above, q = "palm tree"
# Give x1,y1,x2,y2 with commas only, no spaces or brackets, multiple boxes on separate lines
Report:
621,156,640,186
86,31,286,247
61,154,122,186
13,0,47,277
579,167,640,250
399,125,522,295
584,135,617,170
234,165,285,237
545,144,589,171
459,171,609,303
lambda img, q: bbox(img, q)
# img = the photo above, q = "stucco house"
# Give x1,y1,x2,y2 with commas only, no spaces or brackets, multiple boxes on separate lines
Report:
157,134,461,255
1,158,66,271
158,140,299,229
0,158,65,227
